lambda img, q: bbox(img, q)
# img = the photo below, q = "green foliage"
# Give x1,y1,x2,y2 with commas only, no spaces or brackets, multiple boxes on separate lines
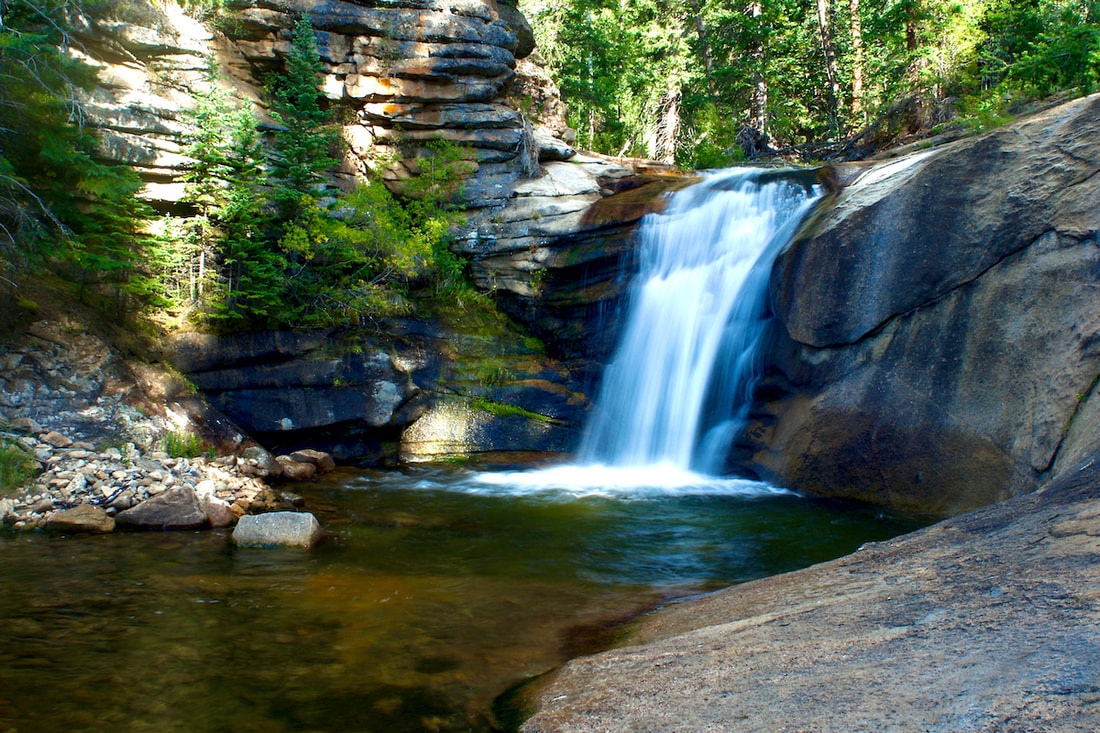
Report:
268,15,338,219
0,0,153,305
526,0,1100,158
677,103,745,169
2,8,479,331
152,15,477,331
0,439,36,495
526,0,691,157
957,89,1014,133
161,431,209,459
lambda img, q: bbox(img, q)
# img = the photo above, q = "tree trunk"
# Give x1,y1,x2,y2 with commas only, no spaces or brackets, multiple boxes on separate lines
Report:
849,0,864,121
816,0,842,133
749,0,767,136
689,0,717,97
660,85,680,164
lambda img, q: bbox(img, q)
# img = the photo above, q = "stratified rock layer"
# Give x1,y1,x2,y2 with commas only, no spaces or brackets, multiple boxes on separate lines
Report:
72,0,572,213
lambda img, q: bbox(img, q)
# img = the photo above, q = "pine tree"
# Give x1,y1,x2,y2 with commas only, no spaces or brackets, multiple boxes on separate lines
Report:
181,60,282,323
268,15,337,219
0,0,151,304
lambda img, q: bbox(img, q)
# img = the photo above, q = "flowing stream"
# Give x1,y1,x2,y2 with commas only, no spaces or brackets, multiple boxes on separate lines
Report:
0,468,924,732
0,170,928,732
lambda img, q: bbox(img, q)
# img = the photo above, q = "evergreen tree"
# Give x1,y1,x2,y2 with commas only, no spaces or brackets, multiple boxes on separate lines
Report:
268,15,337,219
181,61,278,322
524,0,1100,161
0,0,152,304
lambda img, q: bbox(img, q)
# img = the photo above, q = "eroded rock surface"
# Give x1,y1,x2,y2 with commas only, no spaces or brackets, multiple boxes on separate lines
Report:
519,454,1100,733
739,93,1100,514
232,510,324,548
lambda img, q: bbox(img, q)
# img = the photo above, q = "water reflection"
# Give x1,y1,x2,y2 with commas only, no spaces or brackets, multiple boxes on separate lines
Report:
0,466,926,731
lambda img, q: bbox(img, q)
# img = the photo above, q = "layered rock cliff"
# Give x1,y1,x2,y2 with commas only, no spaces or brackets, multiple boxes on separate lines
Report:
56,0,677,461
70,0,569,201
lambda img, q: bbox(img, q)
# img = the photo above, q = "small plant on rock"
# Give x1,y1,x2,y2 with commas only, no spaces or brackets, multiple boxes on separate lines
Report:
162,431,207,459
0,439,36,494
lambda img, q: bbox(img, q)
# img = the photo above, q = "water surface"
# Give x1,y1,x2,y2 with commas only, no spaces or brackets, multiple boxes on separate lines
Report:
0,466,926,731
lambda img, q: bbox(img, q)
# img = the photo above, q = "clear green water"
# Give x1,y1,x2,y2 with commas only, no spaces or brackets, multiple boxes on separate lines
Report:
0,466,927,732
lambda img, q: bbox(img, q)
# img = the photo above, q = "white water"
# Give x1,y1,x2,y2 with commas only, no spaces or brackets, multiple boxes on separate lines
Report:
476,168,820,496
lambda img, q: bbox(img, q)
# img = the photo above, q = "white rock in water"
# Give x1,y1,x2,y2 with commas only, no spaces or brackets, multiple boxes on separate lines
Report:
232,512,324,548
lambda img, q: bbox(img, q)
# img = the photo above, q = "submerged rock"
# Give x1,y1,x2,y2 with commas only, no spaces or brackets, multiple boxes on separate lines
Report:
232,512,324,548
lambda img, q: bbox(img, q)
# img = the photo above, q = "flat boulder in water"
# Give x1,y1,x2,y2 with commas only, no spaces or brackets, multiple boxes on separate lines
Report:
232,512,324,548
45,505,115,534
116,486,208,530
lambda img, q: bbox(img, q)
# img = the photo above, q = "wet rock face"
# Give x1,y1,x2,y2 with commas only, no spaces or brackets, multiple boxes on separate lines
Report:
739,93,1100,514
464,168,693,360
168,330,428,461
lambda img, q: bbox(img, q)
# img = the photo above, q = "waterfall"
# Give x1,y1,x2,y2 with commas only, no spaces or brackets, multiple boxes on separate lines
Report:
577,169,820,472
476,168,821,495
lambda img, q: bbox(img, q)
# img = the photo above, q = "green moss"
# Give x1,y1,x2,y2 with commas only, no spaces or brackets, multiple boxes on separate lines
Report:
471,397,553,423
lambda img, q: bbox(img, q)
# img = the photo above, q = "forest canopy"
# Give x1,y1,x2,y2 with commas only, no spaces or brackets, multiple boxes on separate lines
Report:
522,0,1100,166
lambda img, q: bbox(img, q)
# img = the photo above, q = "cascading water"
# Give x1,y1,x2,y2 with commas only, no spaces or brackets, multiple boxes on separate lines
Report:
478,168,822,495
578,169,820,472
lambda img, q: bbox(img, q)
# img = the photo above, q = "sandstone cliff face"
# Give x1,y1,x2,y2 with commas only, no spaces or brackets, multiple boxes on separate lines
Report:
71,0,567,204
738,94,1100,514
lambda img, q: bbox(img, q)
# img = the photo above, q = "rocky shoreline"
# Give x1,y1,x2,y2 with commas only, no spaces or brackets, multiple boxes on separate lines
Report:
0,318,331,535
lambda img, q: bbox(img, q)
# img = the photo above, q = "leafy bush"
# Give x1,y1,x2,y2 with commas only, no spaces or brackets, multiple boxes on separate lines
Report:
0,439,36,494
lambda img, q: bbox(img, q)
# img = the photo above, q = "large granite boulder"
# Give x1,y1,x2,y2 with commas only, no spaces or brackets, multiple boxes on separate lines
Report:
738,93,1100,514
232,511,324,548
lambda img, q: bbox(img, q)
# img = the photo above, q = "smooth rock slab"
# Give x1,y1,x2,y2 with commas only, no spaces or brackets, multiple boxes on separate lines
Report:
232,512,324,548
519,454,1100,733
44,504,115,534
